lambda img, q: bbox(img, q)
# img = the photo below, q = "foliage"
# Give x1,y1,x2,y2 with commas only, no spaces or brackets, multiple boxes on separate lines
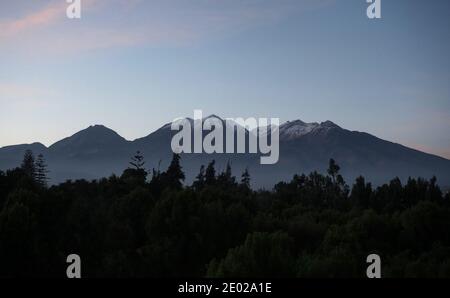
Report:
0,151,449,277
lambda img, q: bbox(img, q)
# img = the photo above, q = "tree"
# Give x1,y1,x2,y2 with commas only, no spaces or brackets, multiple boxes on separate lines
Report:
164,154,185,190
192,165,205,191
21,150,36,180
350,176,372,209
205,160,216,185
129,151,145,170
217,162,235,187
241,168,251,189
122,151,147,185
35,154,49,188
327,158,340,183
206,232,295,277
1,150,450,278
0,191,39,276
326,158,348,200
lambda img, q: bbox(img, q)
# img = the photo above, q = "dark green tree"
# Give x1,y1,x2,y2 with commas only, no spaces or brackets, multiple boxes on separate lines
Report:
327,158,340,183
350,176,372,209
129,151,145,170
217,162,235,187
192,165,205,191
21,150,36,180
122,151,147,185
241,168,251,189
206,232,295,277
205,160,216,185
164,154,185,190
35,154,49,188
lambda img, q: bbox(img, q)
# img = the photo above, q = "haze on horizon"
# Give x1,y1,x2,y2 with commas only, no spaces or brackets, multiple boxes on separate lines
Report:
1,0,449,159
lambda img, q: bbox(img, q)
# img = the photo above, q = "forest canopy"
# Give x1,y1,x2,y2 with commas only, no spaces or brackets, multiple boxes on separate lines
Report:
0,150,449,278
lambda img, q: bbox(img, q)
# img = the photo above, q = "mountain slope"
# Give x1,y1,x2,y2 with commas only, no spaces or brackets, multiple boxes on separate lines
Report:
49,125,129,158
1,117,450,188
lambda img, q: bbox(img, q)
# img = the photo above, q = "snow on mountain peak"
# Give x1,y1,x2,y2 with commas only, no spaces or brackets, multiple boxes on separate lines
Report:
278,119,342,140
279,120,319,140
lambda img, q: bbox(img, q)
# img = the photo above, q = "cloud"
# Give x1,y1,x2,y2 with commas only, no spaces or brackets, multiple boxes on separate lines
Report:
0,0,106,39
0,3,63,39
0,0,334,55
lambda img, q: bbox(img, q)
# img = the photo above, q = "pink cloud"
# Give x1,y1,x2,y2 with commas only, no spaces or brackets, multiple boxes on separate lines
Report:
0,2,64,38
0,0,103,39
0,0,333,55
0,0,195,54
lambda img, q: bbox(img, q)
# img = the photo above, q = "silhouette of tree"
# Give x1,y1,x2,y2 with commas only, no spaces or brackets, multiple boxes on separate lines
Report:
122,151,147,185
327,158,340,183
192,165,205,191
148,168,163,195
164,154,185,190
21,150,36,180
0,154,449,278
350,176,372,209
35,154,49,188
217,162,235,187
129,151,145,170
241,168,251,189
205,160,216,185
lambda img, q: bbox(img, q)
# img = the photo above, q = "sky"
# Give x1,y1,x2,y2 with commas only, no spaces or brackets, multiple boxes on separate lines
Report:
0,0,449,159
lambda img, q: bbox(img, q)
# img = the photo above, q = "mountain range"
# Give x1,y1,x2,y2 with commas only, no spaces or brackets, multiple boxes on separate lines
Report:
1,116,450,189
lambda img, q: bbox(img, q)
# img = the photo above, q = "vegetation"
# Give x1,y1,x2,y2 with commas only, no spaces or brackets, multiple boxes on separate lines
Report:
0,151,449,278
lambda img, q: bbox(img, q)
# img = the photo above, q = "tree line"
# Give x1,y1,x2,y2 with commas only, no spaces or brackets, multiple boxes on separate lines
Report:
0,150,449,277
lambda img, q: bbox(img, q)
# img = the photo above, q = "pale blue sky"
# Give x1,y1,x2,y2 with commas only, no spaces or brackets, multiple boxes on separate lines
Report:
0,0,449,158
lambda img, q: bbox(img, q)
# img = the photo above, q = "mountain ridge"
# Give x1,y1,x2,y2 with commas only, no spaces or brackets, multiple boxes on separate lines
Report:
1,116,450,188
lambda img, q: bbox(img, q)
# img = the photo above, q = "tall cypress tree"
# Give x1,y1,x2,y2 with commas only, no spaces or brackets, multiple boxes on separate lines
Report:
21,150,36,180
35,154,49,188
165,153,185,190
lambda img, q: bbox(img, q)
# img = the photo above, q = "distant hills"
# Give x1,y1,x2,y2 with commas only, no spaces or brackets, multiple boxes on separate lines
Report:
1,116,450,189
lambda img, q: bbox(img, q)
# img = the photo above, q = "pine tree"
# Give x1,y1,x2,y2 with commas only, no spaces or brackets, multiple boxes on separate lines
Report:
21,150,36,180
218,162,235,186
224,162,233,182
193,165,205,191
122,151,147,184
205,160,216,185
129,151,145,170
35,154,49,188
148,167,162,194
165,153,185,190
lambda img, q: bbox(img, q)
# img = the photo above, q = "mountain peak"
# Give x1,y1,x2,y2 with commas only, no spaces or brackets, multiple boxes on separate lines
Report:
320,120,340,128
278,119,342,140
69,124,125,140
279,120,319,140
85,124,114,131
285,119,306,125
49,125,126,152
